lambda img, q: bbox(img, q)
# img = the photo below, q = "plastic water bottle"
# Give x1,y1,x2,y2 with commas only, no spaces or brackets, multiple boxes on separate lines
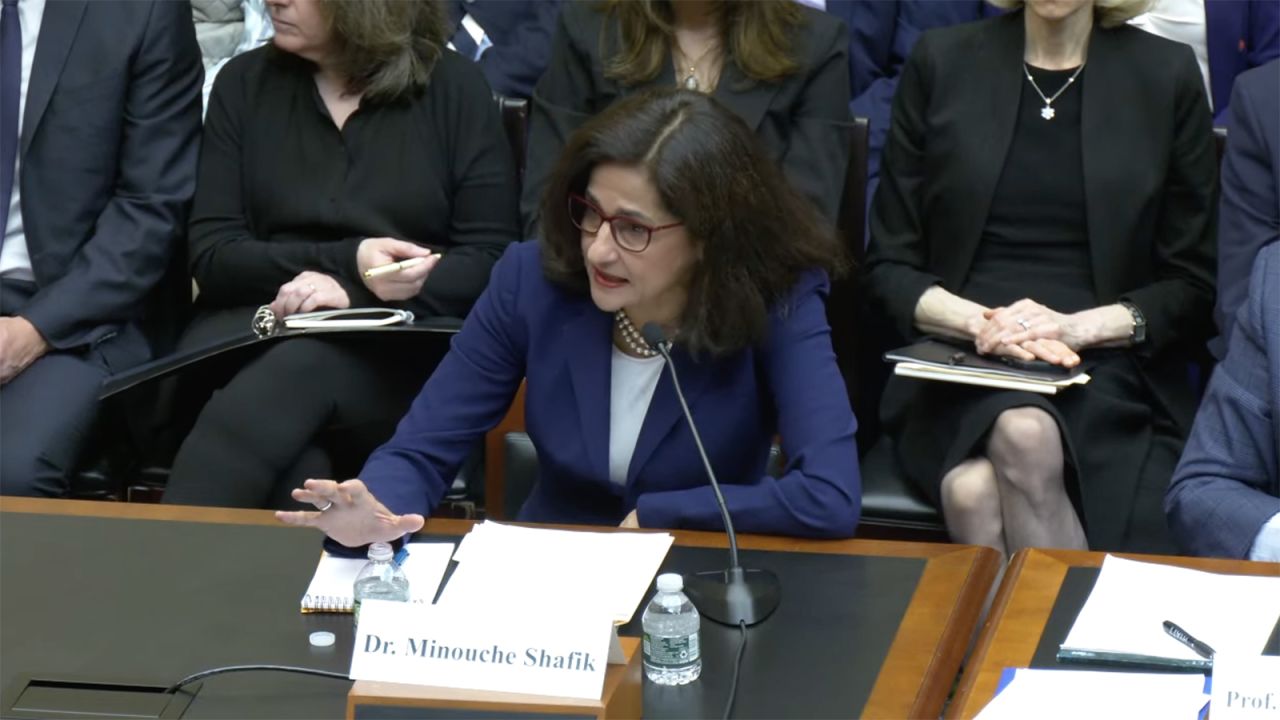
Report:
352,542,409,627
642,573,701,685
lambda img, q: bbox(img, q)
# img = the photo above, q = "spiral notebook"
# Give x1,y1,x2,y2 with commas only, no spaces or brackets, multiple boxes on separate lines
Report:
300,541,456,613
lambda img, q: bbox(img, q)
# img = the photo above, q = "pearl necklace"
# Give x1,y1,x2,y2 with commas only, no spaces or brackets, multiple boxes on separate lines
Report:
614,310,659,358
674,42,720,92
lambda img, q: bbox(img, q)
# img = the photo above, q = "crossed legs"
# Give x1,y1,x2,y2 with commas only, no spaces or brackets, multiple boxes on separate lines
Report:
940,406,1087,558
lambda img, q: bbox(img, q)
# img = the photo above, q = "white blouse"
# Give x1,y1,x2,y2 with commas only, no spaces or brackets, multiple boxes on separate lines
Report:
608,347,666,487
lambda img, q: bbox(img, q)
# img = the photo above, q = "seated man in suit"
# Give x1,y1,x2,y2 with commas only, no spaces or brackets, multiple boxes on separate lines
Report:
1167,243,1280,560
1212,59,1279,357
445,0,561,99
0,0,203,496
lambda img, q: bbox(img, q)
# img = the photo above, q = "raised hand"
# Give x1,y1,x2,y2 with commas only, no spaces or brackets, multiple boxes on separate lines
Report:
275,478,425,549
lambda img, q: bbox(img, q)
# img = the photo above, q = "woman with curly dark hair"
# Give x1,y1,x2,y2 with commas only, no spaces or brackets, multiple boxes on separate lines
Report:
278,88,862,544
163,0,519,508
519,0,851,237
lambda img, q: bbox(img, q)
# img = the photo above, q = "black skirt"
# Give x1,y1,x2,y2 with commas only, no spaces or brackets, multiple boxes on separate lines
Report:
880,352,1182,553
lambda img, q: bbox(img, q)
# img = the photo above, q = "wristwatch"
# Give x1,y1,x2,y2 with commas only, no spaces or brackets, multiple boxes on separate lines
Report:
1120,301,1147,345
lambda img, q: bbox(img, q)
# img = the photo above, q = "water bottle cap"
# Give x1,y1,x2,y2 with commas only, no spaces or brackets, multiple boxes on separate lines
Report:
656,573,683,593
309,631,336,648
368,542,394,561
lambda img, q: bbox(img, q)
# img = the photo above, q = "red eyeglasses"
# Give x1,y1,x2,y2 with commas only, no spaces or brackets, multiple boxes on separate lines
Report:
568,194,683,253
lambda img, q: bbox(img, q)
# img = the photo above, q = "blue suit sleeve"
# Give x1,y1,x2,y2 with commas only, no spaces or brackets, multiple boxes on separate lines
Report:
1166,246,1280,559
471,1,561,99
357,244,529,518
1214,66,1280,350
634,274,862,538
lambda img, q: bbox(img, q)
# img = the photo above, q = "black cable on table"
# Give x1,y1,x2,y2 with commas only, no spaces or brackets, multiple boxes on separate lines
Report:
723,620,748,719
166,664,349,694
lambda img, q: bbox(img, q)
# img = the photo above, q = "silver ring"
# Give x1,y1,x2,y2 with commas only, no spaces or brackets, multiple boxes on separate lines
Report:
307,283,317,293
1017,318,1031,331
318,501,334,512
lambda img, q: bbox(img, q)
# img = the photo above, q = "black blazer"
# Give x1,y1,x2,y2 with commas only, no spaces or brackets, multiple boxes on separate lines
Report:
13,1,202,367
520,1,851,236
867,12,1217,424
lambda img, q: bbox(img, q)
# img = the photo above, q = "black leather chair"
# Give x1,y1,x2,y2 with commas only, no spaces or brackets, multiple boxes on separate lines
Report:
494,94,529,186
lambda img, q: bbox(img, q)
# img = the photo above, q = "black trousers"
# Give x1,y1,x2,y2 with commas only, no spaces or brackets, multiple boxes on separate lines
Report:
162,334,433,509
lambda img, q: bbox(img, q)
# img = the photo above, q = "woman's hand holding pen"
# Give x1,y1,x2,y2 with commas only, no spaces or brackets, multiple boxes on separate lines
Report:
269,271,351,318
276,478,425,548
357,238,440,302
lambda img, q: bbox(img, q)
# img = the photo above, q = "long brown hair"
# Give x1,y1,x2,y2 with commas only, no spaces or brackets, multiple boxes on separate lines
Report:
601,0,802,87
317,0,447,101
540,88,844,357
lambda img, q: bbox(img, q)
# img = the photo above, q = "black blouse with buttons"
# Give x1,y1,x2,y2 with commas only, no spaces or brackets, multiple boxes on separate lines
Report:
188,46,519,320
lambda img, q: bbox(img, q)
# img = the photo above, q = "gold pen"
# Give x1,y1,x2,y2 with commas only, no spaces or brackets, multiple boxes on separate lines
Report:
362,255,432,279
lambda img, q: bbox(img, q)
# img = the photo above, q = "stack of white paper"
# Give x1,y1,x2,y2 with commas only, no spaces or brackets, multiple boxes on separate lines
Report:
438,522,675,624
1059,555,1280,667
975,669,1208,719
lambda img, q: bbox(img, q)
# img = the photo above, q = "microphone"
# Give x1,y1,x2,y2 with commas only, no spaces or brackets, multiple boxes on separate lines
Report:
641,323,781,627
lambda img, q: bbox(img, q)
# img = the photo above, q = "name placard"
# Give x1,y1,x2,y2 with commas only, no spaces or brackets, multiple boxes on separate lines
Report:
1212,655,1280,719
348,600,614,701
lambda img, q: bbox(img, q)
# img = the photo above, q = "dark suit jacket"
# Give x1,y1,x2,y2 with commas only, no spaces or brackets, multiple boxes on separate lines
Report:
446,0,561,99
359,241,861,538
520,1,851,236
1205,0,1280,123
1167,243,1280,559
828,0,990,210
1213,60,1279,356
12,1,202,368
866,12,1218,428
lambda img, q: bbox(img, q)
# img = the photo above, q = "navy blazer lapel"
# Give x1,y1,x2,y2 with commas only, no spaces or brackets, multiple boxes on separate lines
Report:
626,346,714,484
21,0,86,155
564,305,614,486
952,14,1025,279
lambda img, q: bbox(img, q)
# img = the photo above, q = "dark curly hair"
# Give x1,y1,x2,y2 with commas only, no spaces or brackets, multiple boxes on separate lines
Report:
540,87,845,357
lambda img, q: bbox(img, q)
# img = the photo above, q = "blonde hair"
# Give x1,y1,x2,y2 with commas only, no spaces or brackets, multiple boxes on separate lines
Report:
986,0,1153,28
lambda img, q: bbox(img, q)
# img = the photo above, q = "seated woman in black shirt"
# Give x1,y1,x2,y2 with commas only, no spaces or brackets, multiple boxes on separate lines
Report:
162,0,519,508
866,0,1216,557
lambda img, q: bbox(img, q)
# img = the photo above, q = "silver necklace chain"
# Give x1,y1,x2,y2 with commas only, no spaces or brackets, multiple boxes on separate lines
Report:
1023,62,1085,120
615,310,659,358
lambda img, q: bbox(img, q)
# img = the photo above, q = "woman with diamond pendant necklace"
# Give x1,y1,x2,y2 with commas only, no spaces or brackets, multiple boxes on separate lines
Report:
279,89,862,550
518,0,852,239
865,0,1217,560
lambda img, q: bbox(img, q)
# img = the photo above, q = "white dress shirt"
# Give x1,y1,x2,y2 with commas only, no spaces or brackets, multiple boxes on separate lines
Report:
608,347,665,487
1129,0,1213,111
1249,512,1280,562
1,0,44,281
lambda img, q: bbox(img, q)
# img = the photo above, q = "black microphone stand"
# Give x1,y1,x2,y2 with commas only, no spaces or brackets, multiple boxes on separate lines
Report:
642,325,781,627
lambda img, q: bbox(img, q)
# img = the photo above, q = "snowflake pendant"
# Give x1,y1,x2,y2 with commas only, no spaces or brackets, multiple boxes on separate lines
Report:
1041,105,1056,120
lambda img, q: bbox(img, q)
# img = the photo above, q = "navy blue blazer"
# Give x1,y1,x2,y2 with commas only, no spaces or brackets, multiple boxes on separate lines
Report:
1206,0,1280,122
1167,243,1280,559
1213,60,1279,357
360,241,862,538
445,0,561,99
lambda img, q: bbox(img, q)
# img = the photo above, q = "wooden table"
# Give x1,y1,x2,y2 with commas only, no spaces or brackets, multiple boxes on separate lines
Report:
1,498,999,719
948,547,1280,719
